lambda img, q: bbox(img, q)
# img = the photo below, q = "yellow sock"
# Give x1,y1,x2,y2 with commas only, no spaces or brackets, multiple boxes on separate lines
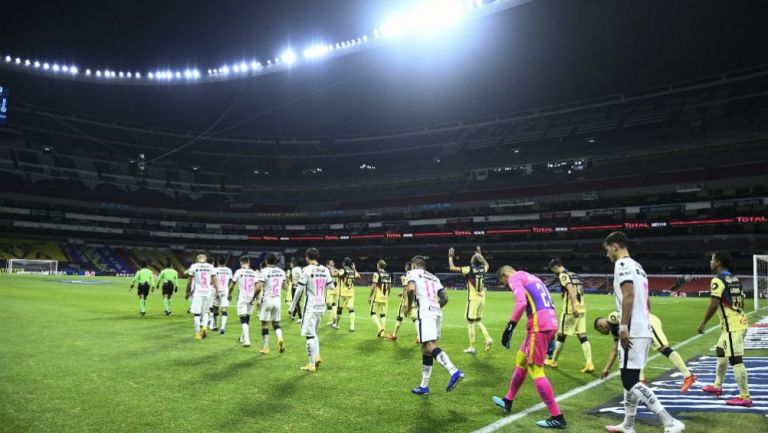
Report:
467,323,476,347
477,322,491,341
668,351,690,377
581,341,592,364
733,363,751,399
380,316,386,331
371,314,381,331
714,357,728,387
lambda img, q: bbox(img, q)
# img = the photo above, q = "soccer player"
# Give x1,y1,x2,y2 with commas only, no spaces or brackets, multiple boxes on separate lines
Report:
185,253,216,341
595,312,697,392
129,262,155,316
602,232,683,433
384,261,418,341
492,265,565,429
406,255,464,395
211,258,233,334
254,253,287,354
369,259,392,337
448,247,493,354
325,259,339,325
155,266,179,315
697,251,752,407
232,256,259,348
290,248,335,372
289,258,305,322
546,259,593,373
333,257,359,331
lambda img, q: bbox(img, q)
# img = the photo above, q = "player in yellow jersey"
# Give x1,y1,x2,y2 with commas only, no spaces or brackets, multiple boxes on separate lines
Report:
448,247,492,354
384,261,418,342
595,311,698,393
332,257,359,332
698,251,752,407
546,259,593,373
325,259,339,325
369,260,393,337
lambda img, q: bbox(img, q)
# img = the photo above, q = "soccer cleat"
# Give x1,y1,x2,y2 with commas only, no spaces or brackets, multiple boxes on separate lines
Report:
702,384,723,396
581,362,595,373
330,323,339,330
259,348,270,355
194,333,202,341
384,333,397,341
446,370,465,391
545,359,558,368
680,374,697,393
300,364,317,373
492,396,513,413
219,328,225,335
640,379,648,386
201,326,209,338
314,356,322,368
536,415,566,429
296,319,302,324
605,423,635,433
242,341,251,348
463,347,477,354
410,386,430,395
212,327,219,332
725,397,753,407
377,329,384,337
278,339,285,353
485,339,493,352
140,311,146,316
663,419,685,433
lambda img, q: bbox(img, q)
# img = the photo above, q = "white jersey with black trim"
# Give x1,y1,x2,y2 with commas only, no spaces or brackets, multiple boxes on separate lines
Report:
260,266,286,299
291,266,302,287
214,266,233,294
233,268,260,303
613,256,652,339
298,264,334,314
406,268,444,317
186,262,216,294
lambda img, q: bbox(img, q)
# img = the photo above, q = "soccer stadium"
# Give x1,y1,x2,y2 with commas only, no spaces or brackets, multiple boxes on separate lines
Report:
1,1,767,432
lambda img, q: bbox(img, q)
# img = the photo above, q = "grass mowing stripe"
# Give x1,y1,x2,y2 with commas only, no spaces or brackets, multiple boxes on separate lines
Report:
471,307,768,433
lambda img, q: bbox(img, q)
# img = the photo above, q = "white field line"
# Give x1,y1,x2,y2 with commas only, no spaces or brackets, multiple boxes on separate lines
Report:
471,308,768,433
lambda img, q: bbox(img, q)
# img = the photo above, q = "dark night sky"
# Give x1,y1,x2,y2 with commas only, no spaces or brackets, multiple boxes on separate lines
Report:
1,0,766,136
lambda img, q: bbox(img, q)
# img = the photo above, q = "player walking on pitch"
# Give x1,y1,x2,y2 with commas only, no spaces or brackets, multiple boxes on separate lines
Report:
448,247,493,354
185,254,216,341
369,260,392,337
211,258,233,334
289,258,305,322
546,259,593,372
406,256,464,395
384,261,418,341
492,266,566,429
697,251,752,407
129,262,155,316
254,253,287,354
155,266,179,316
333,258,359,331
602,232,684,433
233,256,260,348
325,259,339,325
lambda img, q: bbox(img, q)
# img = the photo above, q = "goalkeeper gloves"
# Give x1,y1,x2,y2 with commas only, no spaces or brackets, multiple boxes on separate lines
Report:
501,320,518,349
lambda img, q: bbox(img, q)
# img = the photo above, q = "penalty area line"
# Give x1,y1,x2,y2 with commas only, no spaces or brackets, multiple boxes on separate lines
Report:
471,308,767,433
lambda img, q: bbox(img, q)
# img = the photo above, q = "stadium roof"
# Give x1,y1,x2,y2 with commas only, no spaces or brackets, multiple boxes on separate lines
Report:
1,0,766,136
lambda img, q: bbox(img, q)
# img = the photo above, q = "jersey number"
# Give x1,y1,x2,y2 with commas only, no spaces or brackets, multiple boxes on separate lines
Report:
314,278,326,304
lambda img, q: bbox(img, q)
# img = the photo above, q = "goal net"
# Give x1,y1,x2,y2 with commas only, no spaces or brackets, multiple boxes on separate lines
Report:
6,259,58,275
754,255,768,310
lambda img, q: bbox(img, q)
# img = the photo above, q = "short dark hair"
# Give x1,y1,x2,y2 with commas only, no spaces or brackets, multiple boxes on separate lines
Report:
411,255,427,269
712,251,732,269
265,253,277,265
343,257,353,267
240,256,250,264
296,258,306,267
404,261,412,271
593,317,604,331
140,260,149,268
216,257,225,267
305,248,320,261
548,258,563,269
603,231,629,249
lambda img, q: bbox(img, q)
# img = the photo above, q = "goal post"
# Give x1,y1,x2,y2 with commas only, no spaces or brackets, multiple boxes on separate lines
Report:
6,259,58,275
754,254,768,311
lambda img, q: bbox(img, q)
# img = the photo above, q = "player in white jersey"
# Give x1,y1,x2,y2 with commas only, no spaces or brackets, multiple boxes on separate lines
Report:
232,256,260,348
289,248,335,373
211,258,233,334
185,253,216,341
289,258,305,323
405,256,464,396
603,232,683,433
254,253,287,355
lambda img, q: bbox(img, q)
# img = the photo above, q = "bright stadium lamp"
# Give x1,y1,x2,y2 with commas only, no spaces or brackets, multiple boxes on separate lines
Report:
52,63,60,72
33,61,40,68
70,66,78,75
303,44,329,59
281,49,297,65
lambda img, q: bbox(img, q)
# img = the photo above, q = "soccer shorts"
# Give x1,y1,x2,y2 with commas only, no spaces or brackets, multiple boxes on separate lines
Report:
465,299,486,321
398,298,417,321
649,315,669,350
161,281,175,297
338,295,354,310
416,311,442,343
326,291,339,306
190,292,214,315
618,337,651,370
717,329,746,357
520,329,556,366
370,301,388,316
236,301,253,316
212,291,229,308
301,311,324,337
137,283,150,297
558,311,587,336
259,297,282,322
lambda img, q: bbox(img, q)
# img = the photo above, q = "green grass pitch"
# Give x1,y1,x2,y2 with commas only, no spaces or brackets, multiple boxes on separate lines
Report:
1,274,765,433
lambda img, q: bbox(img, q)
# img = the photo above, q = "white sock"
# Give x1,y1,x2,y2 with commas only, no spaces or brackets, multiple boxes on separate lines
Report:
194,315,201,334
241,323,250,344
220,314,227,330
630,383,676,427
262,329,269,348
314,336,321,357
202,312,210,328
275,327,283,341
306,338,316,366
434,349,458,375
622,390,638,429
421,365,432,388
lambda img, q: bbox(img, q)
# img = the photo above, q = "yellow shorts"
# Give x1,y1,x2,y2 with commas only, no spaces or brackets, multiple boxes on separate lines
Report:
398,299,417,320
649,315,668,350
338,295,354,310
558,311,587,336
465,299,486,321
370,301,388,316
326,291,339,306
717,329,746,357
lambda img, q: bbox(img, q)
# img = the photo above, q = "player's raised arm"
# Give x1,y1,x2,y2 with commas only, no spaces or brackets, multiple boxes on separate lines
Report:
619,282,634,351
447,248,461,272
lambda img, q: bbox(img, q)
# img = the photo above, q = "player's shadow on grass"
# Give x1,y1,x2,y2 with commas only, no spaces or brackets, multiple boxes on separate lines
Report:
409,400,469,433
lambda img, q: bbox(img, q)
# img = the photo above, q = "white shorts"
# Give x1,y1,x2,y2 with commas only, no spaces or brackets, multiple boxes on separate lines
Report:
212,292,229,308
259,297,282,322
416,311,443,343
237,301,253,316
301,311,324,337
618,337,651,370
190,292,214,315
